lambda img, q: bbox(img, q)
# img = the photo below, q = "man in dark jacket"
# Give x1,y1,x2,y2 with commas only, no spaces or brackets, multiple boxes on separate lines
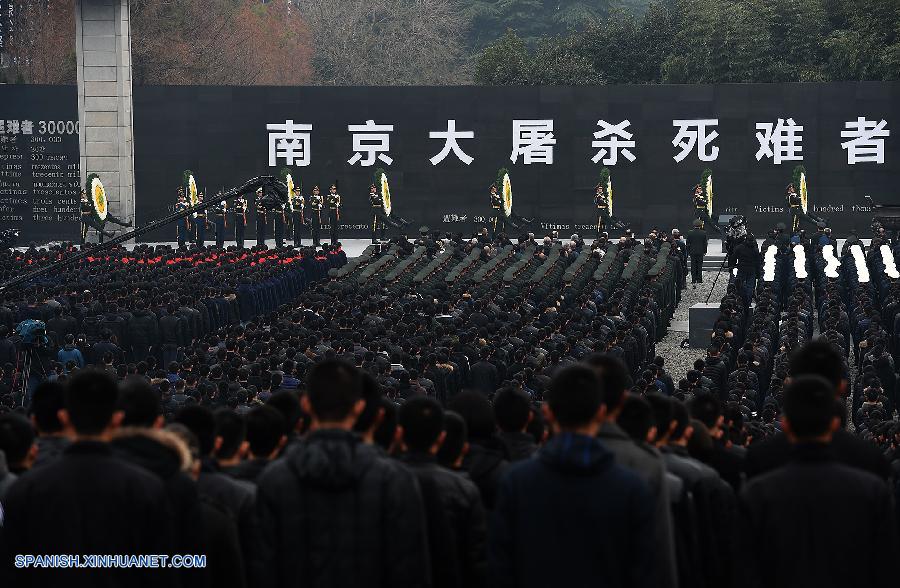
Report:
224,405,285,484
0,370,173,588
112,379,206,551
399,397,488,588
46,306,78,346
494,387,538,461
27,381,71,467
469,348,500,397
745,341,891,481
685,219,708,285
127,299,159,363
448,391,509,509
740,375,897,588
158,303,186,367
587,355,678,588
91,329,123,366
253,360,431,587
489,364,655,588
728,235,760,304
174,404,257,584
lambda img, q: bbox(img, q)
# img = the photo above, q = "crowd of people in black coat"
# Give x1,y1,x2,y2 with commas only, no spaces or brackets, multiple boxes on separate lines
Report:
0,344,896,588
0,224,898,587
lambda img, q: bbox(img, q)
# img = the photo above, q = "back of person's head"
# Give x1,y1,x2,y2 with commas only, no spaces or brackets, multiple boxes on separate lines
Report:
584,353,630,410
616,395,654,443
447,391,496,440
399,396,444,452
437,410,468,468
0,413,35,467
352,372,384,434
688,393,722,430
173,404,216,456
266,391,302,436
372,398,399,451
670,399,691,442
64,369,120,436
645,393,674,441
28,381,66,434
545,364,604,429
245,405,285,458
687,419,714,456
214,409,246,460
493,387,531,433
783,375,837,441
789,340,844,390
306,359,362,422
117,379,161,427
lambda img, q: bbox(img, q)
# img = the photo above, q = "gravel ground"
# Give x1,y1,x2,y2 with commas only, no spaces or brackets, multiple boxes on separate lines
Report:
656,271,859,427
656,270,731,382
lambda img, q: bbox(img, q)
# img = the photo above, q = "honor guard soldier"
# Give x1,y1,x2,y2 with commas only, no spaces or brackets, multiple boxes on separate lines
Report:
80,189,113,245
369,183,408,243
234,193,248,249
274,200,286,248
596,183,609,235
194,191,207,247
327,184,341,245
211,194,227,249
786,183,826,235
291,191,306,247
175,188,191,249
489,184,504,239
255,188,268,246
80,179,130,245
693,184,723,237
309,185,323,246
370,184,385,243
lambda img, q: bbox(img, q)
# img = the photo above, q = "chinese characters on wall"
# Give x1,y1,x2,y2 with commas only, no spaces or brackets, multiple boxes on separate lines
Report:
267,117,891,168
0,118,81,227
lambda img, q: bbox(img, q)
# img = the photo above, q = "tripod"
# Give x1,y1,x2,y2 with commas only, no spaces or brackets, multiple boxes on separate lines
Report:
705,256,730,304
14,344,47,407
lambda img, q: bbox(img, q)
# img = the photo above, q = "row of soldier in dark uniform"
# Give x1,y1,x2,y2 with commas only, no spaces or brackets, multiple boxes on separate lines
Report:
691,183,826,237
83,177,829,248
174,184,343,249
173,182,416,248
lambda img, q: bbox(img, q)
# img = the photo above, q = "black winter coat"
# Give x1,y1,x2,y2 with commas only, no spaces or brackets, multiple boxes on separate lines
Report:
469,361,500,396
489,432,656,588
127,310,159,351
253,429,431,588
686,229,708,256
461,438,509,510
739,443,898,588
111,429,206,560
159,313,186,346
196,459,256,582
200,498,246,588
744,429,891,481
0,441,173,588
399,452,488,588
497,431,538,462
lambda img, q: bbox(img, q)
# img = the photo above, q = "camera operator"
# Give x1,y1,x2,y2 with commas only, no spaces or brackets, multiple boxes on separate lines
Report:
13,320,52,406
728,229,761,306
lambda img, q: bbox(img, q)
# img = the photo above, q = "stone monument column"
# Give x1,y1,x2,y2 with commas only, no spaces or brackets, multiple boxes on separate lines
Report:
74,0,135,224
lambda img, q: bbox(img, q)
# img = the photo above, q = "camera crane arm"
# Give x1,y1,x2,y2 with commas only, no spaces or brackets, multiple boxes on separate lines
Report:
0,175,289,293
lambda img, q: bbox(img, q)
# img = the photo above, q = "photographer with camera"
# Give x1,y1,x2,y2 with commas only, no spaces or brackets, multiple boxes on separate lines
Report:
12,320,52,406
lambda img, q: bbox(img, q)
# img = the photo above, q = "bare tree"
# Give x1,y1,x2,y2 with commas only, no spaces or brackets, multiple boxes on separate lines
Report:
5,0,76,84
297,0,471,85
131,0,313,86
